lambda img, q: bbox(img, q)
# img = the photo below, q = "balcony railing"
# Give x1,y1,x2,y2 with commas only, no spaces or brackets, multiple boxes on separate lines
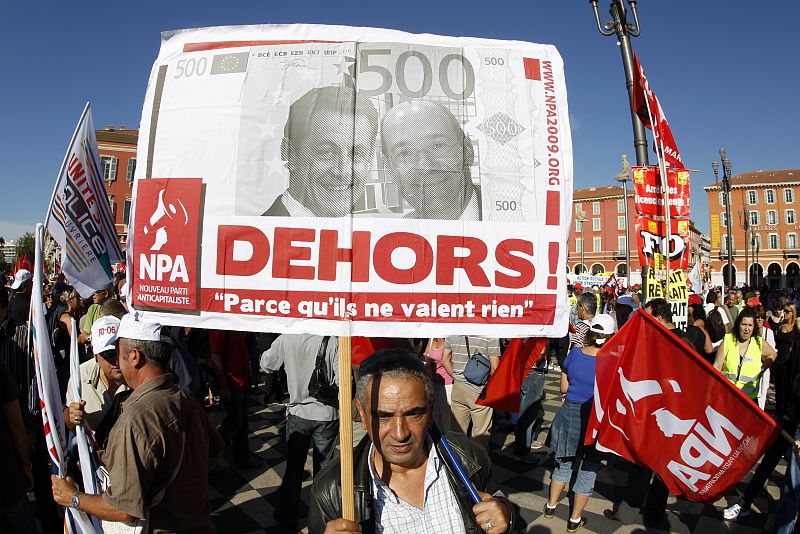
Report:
612,250,626,260
784,248,800,259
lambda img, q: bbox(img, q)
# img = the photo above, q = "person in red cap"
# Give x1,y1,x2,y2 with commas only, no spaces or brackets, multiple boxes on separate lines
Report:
688,293,703,306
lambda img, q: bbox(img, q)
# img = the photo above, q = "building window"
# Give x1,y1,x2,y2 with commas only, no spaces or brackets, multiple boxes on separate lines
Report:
722,235,733,253
747,190,757,204
101,156,118,182
786,189,795,203
765,189,776,204
123,199,132,225
721,212,728,227
592,201,600,215
788,233,798,249
108,195,114,214
787,209,796,225
576,238,583,253
617,216,625,230
768,233,779,250
766,210,777,226
575,219,583,232
749,211,759,226
752,233,761,250
126,158,136,182
593,237,602,252
718,191,727,206
575,203,583,215
617,199,624,213
593,218,601,231
618,235,627,252
767,210,778,224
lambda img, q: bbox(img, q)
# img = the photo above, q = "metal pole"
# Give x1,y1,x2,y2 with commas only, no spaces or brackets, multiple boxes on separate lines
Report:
611,1,649,166
725,180,733,289
742,202,749,288
590,0,649,166
623,179,631,283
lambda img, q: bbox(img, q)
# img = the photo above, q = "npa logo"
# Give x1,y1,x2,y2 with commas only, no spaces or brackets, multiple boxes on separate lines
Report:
132,178,202,311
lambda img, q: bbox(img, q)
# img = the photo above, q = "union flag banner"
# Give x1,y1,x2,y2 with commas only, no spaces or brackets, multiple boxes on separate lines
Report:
632,166,690,218
126,24,573,338
45,104,124,298
632,53,683,170
635,216,690,270
585,310,779,502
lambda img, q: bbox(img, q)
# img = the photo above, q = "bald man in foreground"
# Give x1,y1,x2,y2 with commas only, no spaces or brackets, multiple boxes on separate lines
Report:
381,101,481,220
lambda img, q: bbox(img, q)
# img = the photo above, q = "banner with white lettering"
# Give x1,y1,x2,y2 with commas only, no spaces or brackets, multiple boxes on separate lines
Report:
126,25,572,337
632,166,690,218
586,310,779,502
46,104,124,298
635,216,690,271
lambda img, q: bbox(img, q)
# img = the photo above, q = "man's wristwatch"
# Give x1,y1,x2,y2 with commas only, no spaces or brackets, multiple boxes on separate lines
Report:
71,492,81,510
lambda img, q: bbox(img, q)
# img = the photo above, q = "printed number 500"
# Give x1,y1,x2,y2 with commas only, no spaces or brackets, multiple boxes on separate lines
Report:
495,200,518,211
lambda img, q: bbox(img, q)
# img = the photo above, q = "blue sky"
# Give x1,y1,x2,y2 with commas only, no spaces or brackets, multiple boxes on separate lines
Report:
1,0,798,240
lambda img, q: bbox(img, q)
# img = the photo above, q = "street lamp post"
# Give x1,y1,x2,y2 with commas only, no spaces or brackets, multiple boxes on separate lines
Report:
576,209,588,274
589,0,649,166
712,149,735,289
616,169,632,285
739,203,750,287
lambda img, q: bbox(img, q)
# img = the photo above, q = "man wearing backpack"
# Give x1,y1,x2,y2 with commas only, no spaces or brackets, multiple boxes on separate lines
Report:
705,291,729,348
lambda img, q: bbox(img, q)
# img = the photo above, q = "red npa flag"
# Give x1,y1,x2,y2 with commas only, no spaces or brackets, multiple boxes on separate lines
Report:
476,337,547,412
585,310,779,503
632,52,684,170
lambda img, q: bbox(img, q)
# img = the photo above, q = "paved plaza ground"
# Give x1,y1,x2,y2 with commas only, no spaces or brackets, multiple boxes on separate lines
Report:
207,372,787,533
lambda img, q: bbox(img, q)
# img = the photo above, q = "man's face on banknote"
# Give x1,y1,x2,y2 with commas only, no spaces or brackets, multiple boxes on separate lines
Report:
382,101,473,219
284,109,373,217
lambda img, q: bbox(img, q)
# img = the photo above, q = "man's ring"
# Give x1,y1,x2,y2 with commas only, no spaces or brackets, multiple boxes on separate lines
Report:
485,521,493,530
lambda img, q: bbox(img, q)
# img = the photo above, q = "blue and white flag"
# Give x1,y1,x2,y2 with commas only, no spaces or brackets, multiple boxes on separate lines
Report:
46,103,123,298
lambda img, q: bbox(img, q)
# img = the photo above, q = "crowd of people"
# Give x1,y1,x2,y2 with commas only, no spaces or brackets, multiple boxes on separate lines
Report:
4,267,800,533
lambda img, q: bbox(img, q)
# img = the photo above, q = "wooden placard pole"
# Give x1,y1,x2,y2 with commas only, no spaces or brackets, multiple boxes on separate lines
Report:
337,334,355,521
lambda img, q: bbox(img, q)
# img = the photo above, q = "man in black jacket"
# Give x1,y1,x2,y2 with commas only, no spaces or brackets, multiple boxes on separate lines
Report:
308,349,512,534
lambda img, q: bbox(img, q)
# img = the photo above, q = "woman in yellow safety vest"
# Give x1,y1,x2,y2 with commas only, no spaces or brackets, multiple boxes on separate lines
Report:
714,308,777,400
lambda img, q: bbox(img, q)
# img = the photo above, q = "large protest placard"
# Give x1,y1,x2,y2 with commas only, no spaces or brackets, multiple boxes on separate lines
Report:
127,25,572,337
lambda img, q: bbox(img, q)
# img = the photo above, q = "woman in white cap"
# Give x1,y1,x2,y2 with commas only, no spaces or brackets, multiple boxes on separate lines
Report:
543,313,615,532
64,316,129,438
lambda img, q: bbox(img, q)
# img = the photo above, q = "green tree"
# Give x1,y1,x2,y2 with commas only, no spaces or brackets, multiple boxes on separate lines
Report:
14,232,35,265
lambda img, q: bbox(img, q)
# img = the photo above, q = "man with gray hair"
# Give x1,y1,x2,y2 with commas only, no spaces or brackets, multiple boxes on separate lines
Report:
309,349,512,534
262,85,379,217
51,314,224,532
570,291,598,348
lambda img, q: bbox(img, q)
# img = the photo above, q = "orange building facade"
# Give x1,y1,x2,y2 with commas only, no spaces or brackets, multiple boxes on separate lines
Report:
96,126,138,251
704,169,800,289
569,185,706,286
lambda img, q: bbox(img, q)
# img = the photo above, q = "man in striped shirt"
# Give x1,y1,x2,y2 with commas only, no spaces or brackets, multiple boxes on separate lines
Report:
570,292,597,349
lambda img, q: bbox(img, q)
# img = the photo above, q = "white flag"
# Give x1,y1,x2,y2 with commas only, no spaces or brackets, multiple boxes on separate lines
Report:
46,103,124,298
687,262,703,296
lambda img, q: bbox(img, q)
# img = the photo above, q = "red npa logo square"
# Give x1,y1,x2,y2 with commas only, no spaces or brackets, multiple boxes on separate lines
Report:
132,178,203,311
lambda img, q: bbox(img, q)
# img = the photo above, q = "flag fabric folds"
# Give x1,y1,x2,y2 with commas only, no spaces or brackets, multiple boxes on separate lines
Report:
632,53,684,170
585,310,779,503
45,103,123,298
476,337,547,412
32,225,99,533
